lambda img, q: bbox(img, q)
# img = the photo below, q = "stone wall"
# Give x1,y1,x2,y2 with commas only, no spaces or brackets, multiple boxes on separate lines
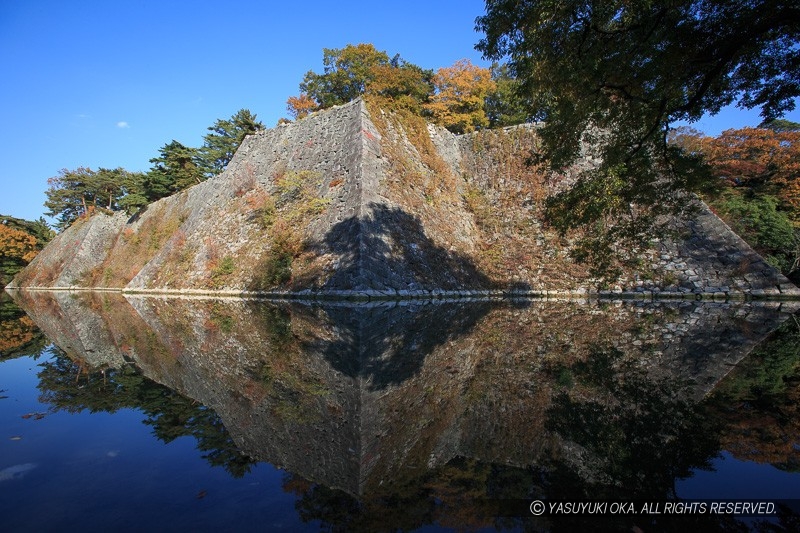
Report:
9,98,800,298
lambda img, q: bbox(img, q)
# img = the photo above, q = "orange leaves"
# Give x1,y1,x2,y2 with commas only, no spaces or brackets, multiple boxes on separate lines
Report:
0,224,39,264
424,59,496,134
705,128,800,184
286,93,318,120
673,125,800,216
701,127,800,212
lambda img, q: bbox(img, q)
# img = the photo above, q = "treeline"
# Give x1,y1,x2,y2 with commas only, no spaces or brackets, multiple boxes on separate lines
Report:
0,215,54,287
45,109,265,230
671,119,800,282
285,43,531,133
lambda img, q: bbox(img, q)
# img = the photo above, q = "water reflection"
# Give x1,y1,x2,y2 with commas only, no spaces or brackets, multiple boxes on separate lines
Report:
35,348,257,477
0,292,47,361
5,290,800,531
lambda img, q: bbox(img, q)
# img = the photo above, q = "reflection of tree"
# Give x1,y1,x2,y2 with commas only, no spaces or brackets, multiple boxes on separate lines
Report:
284,467,473,533
708,314,800,471
291,481,365,533
0,293,47,360
539,343,800,531
36,348,256,477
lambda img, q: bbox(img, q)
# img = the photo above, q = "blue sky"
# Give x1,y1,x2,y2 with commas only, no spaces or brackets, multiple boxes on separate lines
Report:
2,0,798,223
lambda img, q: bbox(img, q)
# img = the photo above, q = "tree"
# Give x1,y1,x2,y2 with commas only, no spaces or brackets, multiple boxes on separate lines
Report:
44,167,95,228
0,224,39,286
116,171,149,213
424,59,496,134
476,0,800,276
715,192,798,274
366,56,434,113
760,118,800,132
670,126,800,278
299,43,391,109
91,168,128,210
41,110,263,229
286,93,318,120
146,140,205,200
0,214,54,286
484,63,533,128
198,109,265,176
0,226,39,263
44,167,143,228
703,127,800,197
287,44,434,117
0,215,54,247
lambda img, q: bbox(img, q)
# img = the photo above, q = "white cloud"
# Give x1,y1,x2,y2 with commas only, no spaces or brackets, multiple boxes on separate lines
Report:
116,121,130,129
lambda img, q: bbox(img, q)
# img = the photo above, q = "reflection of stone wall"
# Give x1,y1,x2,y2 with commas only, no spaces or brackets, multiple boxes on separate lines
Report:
10,291,797,497
122,296,364,494
10,291,128,368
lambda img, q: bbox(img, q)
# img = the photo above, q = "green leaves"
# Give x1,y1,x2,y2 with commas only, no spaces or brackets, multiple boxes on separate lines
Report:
290,44,436,117
146,140,204,200
713,191,798,274
44,167,147,229
198,109,264,176
300,44,391,108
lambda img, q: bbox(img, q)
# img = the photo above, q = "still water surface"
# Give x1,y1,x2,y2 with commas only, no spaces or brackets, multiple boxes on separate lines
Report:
1,290,799,531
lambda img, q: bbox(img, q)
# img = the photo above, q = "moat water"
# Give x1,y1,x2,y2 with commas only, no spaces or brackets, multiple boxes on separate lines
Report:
1,290,799,532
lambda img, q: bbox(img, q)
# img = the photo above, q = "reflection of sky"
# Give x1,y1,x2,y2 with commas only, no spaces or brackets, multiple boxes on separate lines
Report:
0,353,313,532
678,451,800,499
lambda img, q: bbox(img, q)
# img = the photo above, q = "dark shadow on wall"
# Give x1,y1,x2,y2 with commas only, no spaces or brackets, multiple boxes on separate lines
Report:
301,202,507,292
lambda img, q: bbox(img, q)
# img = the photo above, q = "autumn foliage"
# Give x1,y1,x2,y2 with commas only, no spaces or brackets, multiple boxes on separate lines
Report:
700,127,800,213
0,315,37,354
672,126,800,279
286,44,502,135
0,215,54,287
286,94,318,120
0,224,38,264
423,59,496,134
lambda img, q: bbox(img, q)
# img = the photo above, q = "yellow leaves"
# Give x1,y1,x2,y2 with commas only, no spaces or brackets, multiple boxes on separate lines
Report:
0,225,39,265
424,59,496,134
706,128,799,180
288,45,501,134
